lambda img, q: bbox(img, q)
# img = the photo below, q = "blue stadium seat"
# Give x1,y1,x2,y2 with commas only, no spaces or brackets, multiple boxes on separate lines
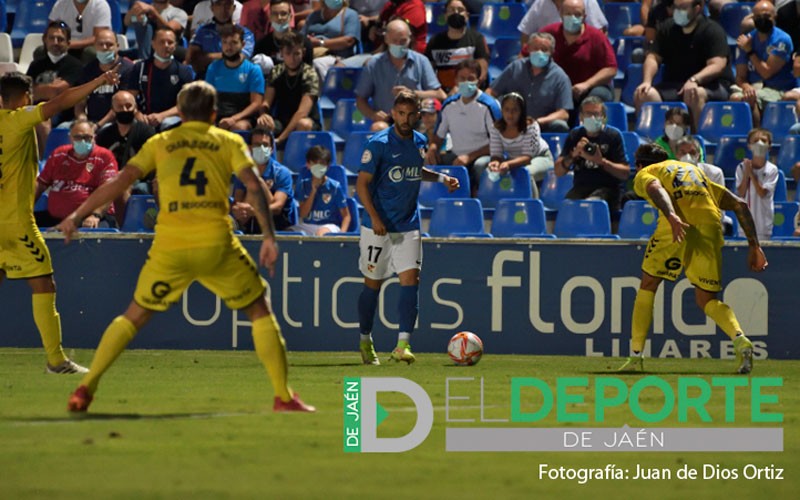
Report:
539,169,573,210
425,2,448,39
121,195,157,232
34,191,48,213
775,169,787,202
11,0,55,48
542,133,568,158
477,3,526,44
776,135,800,176
0,1,6,33
319,67,362,115
345,197,360,233
713,135,750,177
428,198,490,237
605,2,641,40
613,36,645,81
341,131,373,173
605,102,628,132
719,2,754,44
772,201,799,238
107,0,123,34
621,64,664,108
697,102,753,144
554,199,620,238
418,165,471,207
79,227,121,233
282,132,337,172
617,200,658,239
42,128,72,161
635,101,688,141
477,167,532,208
331,98,372,142
621,131,642,167
761,101,799,144
491,198,555,238
488,36,521,81
5,0,18,15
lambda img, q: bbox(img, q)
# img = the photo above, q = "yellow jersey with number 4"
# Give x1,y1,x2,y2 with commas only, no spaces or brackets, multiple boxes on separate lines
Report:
0,104,45,224
634,160,726,227
128,121,255,249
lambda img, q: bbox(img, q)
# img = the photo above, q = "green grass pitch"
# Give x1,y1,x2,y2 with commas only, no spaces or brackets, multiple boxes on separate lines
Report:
0,348,797,499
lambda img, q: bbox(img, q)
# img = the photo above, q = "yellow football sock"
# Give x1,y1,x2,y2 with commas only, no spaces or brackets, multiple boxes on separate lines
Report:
703,299,743,340
252,314,292,402
32,292,67,366
631,289,656,353
81,316,138,394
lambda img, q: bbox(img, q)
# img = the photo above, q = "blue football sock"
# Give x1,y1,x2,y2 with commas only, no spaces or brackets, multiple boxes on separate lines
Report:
398,285,419,335
358,285,380,335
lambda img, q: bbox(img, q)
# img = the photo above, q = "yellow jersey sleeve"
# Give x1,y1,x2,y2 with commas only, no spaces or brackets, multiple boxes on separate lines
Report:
127,132,160,178
228,133,256,177
706,179,727,207
633,168,660,200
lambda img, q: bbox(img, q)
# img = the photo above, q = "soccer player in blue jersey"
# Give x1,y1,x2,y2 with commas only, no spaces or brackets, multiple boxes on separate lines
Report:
356,90,461,364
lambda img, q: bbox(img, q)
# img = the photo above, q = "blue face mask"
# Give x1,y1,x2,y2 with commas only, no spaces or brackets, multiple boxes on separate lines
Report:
153,53,174,63
324,0,343,9
73,140,93,156
272,22,290,33
96,50,116,65
673,8,692,27
582,116,604,134
388,44,409,59
529,50,550,68
562,15,583,34
252,145,272,165
458,81,478,98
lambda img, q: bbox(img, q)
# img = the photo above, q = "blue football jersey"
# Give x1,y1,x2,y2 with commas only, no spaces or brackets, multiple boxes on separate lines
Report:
296,177,347,225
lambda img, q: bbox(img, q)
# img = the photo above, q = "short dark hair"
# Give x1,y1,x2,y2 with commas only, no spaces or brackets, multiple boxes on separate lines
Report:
306,145,332,165
152,26,177,41
45,20,71,41
279,31,305,52
455,59,482,80
635,143,670,169
270,0,291,7
219,24,245,43
445,0,466,11
393,89,419,110
0,72,33,103
250,127,273,145
665,107,690,127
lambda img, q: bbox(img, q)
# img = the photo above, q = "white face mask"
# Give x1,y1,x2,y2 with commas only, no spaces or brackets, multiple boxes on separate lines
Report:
749,140,769,158
679,153,698,165
665,123,685,142
251,145,271,165
47,51,67,64
310,163,328,179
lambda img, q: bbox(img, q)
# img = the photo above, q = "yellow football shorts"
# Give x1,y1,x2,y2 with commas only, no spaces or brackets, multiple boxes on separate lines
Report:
133,236,266,312
641,222,723,292
0,223,54,279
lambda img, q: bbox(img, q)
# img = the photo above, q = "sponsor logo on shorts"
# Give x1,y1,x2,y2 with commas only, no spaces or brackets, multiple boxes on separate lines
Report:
665,258,682,270
151,281,172,299
698,277,721,287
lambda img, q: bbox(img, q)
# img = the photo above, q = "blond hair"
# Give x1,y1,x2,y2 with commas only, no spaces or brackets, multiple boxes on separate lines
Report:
177,81,217,122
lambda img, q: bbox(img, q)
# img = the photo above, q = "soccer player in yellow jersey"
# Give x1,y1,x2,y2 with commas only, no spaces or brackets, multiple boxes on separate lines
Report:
57,81,315,413
619,144,768,374
0,69,119,374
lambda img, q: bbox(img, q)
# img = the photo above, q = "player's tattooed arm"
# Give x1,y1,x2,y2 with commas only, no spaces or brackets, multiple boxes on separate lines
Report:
645,179,676,217
719,188,761,247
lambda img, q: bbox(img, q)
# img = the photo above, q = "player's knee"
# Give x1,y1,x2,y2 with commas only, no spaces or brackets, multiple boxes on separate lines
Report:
28,275,56,294
242,295,270,320
296,119,314,131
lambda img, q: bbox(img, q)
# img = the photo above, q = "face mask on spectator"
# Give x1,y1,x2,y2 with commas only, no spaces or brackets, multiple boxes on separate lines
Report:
116,111,135,125
272,22,290,33
324,0,344,9
562,15,583,34
389,44,409,59
73,140,93,156
673,8,692,27
154,53,174,63
665,123,685,141
529,50,550,68
252,145,272,165
48,51,67,64
749,140,769,158
458,81,478,98
680,153,698,165
487,171,501,182
96,50,116,65
582,116,604,134
310,164,328,179
447,13,467,30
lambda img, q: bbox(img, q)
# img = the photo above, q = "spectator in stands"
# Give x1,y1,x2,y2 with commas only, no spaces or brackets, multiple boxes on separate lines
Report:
252,0,313,77
231,128,297,232
293,145,352,235
355,19,445,131
48,0,112,62
303,0,362,79
487,92,553,197
187,0,255,78
75,29,135,128
191,0,243,35
731,1,795,127
518,0,608,46
644,0,675,42
425,60,500,194
488,32,573,133
735,128,779,240
417,97,442,148
205,25,265,131
257,31,320,144
424,0,490,93
291,0,318,28
241,0,272,40
541,0,617,104
634,0,734,131
95,91,156,198
34,119,119,228
653,106,704,160
350,0,390,51
127,27,196,131
124,0,189,61
28,21,84,156
554,96,630,210
370,0,427,54
784,53,800,133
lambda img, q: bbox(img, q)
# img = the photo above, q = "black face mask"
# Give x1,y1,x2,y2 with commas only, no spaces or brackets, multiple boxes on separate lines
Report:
447,13,467,30
754,17,774,34
223,52,241,62
116,111,135,125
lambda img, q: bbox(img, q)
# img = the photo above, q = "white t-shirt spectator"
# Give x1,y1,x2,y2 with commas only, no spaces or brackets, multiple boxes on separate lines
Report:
192,0,243,31
49,0,112,42
518,0,608,37
735,161,779,240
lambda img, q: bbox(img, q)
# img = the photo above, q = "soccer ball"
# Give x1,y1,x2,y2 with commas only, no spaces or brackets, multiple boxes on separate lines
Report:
447,332,483,366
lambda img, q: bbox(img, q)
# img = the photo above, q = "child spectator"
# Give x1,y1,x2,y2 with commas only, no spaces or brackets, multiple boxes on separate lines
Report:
293,146,352,235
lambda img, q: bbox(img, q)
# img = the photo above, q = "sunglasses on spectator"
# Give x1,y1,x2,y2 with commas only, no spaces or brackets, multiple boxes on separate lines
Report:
76,15,83,33
71,134,93,141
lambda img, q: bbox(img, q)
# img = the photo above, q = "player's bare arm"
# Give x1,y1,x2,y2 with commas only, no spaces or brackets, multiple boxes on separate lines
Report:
421,167,459,192
718,189,768,272
239,167,278,276
356,171,386,235
41,63,121,121
645,179,690,243
56,165,142,243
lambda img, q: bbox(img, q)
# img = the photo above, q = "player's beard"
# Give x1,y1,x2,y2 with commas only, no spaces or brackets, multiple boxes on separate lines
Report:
395,120,414,138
